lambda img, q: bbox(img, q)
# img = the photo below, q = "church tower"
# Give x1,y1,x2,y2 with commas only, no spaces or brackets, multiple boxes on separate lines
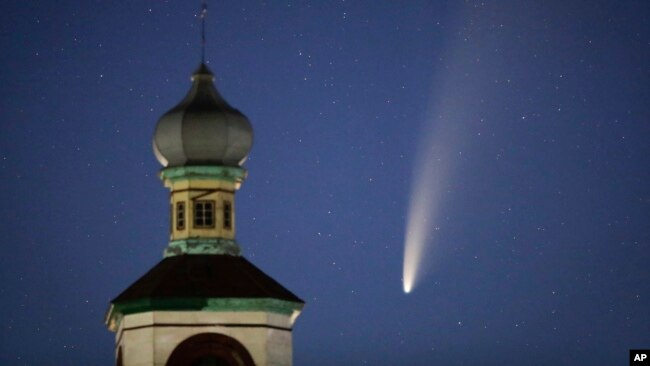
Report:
105,17,304,364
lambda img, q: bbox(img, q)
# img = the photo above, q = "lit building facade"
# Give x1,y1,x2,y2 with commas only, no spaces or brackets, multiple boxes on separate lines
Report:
105,63,303,366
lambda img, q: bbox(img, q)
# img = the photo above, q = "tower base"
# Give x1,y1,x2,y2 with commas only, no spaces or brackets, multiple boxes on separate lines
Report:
115,310,296,366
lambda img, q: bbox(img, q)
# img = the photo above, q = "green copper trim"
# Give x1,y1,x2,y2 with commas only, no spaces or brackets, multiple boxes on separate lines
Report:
202,298,301,314
160,166,247,183
105,297,304,331
164,238,241,257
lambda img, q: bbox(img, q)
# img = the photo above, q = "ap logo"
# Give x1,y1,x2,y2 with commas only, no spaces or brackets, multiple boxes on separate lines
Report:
631,350,650,365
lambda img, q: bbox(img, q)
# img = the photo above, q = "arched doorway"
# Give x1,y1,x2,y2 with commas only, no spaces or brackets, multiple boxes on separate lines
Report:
190,356,230,366
166,333,255,366
116,346,123,366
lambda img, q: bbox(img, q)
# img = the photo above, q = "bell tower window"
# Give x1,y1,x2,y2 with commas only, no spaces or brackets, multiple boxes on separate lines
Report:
176,202,185,230
223,200,232,230
194,200,215,228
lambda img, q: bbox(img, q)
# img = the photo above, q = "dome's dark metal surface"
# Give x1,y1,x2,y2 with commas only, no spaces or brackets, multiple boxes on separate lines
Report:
153,64,253,167
112,254,304,303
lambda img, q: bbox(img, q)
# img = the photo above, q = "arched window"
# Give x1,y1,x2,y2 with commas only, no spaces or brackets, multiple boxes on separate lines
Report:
166,333,255,366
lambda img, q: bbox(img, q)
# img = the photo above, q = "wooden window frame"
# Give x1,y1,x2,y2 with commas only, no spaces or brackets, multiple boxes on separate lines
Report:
176,201,185,231
223,200,232,230
194,200,216,228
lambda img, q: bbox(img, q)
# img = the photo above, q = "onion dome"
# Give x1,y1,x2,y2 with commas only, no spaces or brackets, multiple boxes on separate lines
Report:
153,64,253,167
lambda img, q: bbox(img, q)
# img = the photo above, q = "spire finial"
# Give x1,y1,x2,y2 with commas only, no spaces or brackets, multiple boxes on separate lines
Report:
200,0,208,64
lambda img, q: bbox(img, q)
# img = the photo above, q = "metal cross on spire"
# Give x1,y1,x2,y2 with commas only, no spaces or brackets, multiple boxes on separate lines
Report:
200,0,208,64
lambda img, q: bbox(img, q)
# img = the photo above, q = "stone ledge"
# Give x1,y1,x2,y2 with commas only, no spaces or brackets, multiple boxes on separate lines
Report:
164,238,241,257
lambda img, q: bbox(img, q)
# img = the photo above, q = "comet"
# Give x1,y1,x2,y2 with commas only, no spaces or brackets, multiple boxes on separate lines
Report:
402,115,452,294
402,2,500,293
401,3,478,294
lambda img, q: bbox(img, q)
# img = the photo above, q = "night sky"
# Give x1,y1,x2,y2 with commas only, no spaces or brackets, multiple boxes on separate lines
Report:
1,1,649,365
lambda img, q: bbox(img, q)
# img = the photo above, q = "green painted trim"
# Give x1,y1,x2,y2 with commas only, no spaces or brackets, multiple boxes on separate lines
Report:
203,298,302,314
160,166,247,183
164,238,241,257
106,297,303,331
